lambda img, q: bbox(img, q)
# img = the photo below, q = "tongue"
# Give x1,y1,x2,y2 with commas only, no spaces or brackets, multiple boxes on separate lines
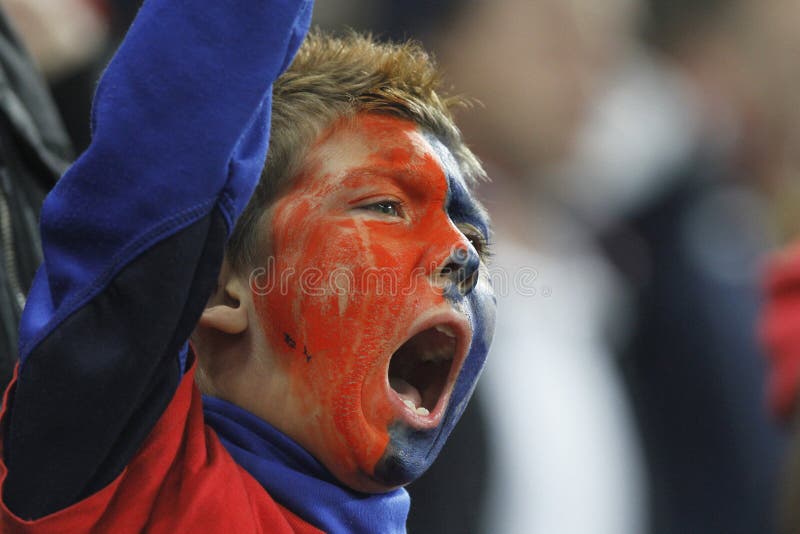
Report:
390,377,422,408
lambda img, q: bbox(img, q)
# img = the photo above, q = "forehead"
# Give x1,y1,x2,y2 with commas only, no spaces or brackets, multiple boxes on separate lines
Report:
300,114,489,230
305,114,439,177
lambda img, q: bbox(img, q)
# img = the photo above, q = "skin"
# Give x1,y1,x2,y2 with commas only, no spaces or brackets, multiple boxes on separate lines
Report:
194,113,496,492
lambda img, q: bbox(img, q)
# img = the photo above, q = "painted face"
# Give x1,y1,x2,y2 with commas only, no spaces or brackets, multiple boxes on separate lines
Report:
252,113,496,490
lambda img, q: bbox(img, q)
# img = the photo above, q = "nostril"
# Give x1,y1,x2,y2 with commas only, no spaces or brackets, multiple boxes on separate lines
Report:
440,262,459,277
435,244,480,297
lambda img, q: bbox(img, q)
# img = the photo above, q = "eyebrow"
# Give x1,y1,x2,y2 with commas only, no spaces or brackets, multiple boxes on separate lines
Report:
340,166,409,184
340,165,443,201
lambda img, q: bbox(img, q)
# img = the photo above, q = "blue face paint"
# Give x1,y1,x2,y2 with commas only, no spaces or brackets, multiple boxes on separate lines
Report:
374,133,496,485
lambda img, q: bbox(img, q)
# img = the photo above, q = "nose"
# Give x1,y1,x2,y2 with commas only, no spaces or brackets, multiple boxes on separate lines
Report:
436,244,480,297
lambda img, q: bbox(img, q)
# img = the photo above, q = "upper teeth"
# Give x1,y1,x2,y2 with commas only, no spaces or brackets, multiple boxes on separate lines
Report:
435,325,456,338
420,345,453,363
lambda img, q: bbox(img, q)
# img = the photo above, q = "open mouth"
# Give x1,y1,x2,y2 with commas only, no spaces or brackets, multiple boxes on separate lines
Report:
388,324,457,418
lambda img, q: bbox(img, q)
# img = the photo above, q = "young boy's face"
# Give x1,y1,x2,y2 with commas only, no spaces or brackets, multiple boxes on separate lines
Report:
251,113,495,491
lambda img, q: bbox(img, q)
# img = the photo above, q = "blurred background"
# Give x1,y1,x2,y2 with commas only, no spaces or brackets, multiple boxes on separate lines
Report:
4,0,800,532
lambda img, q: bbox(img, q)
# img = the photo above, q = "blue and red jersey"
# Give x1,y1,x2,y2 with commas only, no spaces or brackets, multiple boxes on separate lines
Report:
1,360,323,533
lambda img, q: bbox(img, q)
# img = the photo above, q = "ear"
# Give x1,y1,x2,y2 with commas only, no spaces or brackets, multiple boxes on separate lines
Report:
197,260,249,335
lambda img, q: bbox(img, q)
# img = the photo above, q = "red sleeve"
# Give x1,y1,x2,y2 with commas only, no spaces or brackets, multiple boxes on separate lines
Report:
761,241,800,421
0,360,323,534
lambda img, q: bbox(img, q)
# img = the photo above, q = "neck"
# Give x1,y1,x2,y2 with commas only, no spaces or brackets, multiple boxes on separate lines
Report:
202,395,410,533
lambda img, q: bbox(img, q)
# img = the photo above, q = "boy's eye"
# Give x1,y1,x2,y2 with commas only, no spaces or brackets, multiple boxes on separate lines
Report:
359,200,403,218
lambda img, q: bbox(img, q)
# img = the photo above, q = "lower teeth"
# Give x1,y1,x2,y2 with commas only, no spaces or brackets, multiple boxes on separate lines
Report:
402,398,430,416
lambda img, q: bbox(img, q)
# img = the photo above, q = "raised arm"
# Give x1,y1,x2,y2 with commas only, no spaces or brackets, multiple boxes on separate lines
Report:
3,0,312,518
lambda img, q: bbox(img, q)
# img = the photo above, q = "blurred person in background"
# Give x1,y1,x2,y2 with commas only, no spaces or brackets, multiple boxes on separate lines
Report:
763,243,800,534
0,0,108,80
552,0,789,532
0,0,110,152
2,0,146,154
744,1,800,533
735,0,800,244
0,4,72,390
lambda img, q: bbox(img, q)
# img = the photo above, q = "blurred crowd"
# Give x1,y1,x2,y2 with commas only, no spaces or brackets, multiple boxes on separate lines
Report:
4,0,800,532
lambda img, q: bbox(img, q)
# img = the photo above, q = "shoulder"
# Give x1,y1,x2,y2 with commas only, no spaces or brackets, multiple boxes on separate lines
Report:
0,361,319,533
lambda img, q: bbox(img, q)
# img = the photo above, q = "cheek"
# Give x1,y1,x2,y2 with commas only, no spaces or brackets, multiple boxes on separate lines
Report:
255,215,366,379
254,213,405,395
468,275,497,372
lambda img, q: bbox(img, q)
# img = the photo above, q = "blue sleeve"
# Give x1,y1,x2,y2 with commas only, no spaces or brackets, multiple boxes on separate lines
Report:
3,0,312,519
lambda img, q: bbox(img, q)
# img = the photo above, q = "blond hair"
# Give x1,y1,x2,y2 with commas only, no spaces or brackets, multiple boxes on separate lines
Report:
226,30,485,270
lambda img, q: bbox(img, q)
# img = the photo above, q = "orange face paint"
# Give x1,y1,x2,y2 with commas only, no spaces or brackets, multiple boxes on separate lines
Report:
252,113,495,489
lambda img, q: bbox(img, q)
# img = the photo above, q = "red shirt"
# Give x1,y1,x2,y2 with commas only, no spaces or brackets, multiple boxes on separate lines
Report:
762,242,800,420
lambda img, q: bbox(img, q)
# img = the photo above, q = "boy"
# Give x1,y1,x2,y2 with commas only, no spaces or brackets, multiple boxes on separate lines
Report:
0,0,496,532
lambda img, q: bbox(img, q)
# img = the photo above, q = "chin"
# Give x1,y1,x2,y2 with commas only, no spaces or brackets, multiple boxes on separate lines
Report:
324,460,404,494
373,426,441,487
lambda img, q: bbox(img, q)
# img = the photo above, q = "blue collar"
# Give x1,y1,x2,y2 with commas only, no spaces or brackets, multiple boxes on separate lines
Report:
202,395,410,533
